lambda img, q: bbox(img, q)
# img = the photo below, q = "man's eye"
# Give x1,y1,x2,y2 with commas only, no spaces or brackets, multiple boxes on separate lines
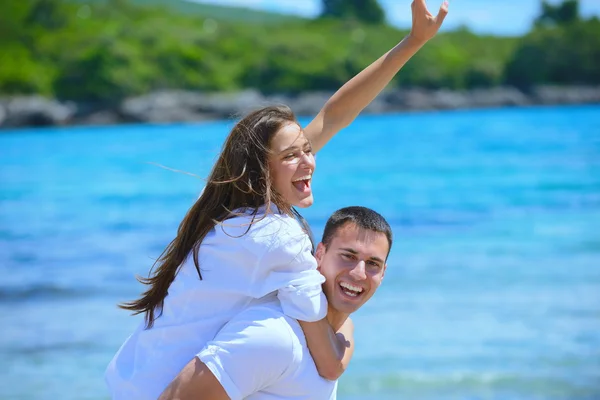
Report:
367,261,381,268
341,253,354,260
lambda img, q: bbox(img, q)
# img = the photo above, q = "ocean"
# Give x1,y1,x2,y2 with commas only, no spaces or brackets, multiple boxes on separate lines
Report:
1,105,599,399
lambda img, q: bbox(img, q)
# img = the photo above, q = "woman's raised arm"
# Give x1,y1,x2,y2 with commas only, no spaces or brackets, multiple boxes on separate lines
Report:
305,0,449,153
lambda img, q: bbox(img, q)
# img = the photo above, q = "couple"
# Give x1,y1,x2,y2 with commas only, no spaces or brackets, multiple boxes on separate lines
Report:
160,205,392,399
106,1,448,398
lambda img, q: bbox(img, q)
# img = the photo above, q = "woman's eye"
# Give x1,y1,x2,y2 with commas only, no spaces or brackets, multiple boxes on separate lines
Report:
283,153,296,160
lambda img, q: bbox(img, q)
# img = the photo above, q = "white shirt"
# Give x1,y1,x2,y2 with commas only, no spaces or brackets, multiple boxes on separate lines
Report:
105,206,327,400
199,299,337,400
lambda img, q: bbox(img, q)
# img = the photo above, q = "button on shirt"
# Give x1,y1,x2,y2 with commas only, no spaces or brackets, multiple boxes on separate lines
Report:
105,208,327,400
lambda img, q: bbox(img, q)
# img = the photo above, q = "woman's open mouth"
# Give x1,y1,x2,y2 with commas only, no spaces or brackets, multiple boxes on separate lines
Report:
292,175,311,193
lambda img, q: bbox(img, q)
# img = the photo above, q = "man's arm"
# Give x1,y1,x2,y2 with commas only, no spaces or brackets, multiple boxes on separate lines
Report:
159,358,229,400
305,0,449,153
159,306,296,400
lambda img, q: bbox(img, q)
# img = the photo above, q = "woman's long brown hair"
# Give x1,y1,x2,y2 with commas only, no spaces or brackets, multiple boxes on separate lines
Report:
119,105,308,328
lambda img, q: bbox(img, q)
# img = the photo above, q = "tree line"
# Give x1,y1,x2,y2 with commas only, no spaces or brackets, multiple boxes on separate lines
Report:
1,0,598,103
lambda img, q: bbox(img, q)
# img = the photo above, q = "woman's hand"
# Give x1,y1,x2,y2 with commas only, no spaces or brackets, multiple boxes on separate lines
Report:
304,0,450,152
409,0,449,44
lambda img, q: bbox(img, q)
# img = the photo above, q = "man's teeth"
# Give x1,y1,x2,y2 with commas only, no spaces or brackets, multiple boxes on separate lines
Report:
340,282,363,297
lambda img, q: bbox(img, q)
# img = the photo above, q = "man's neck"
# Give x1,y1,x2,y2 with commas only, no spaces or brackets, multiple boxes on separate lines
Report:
326,305,350,331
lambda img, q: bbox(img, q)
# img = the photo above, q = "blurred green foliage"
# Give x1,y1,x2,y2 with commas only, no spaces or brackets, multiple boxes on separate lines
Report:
535,0,579,27
1,0,598,102
321,0,386,25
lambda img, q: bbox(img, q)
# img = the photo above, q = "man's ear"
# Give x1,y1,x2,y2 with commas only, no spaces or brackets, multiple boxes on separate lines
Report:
315,242,326,270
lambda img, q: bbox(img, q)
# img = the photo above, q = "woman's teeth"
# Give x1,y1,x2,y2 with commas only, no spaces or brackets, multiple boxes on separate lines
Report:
293,175,312,183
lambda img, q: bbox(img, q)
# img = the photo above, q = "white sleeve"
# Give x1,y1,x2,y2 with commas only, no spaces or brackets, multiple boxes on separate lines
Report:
197,307,296,400
250,227,327,322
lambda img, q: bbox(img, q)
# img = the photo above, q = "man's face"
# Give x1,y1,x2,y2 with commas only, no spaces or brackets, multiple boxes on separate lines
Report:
315,222,389,315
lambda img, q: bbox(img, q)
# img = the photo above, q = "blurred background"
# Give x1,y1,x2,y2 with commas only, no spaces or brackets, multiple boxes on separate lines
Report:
1,0,599,399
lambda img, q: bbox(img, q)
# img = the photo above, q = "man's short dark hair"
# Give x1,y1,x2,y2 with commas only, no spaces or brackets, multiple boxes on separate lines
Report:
321,206,393,257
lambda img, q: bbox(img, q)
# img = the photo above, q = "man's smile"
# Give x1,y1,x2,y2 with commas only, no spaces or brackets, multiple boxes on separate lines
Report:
338,281,365,298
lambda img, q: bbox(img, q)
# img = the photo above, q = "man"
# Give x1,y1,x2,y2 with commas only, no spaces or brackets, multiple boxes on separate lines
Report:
160,206,393,399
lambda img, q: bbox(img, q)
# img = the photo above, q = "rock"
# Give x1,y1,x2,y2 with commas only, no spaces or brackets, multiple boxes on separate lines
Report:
76,110,122,126
119,90,218,122
384,89,439,111
265,94,295,110
430,89,472,109
119,90,270,122
2,85,599,128
3,96,76,127
532,85,600,105
0,102,6,127
286,92,334,117
384,87,530,111
467,87,530,107
204,90,268,118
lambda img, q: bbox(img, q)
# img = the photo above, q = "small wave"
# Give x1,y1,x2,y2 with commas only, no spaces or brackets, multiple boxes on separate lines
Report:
565,240,600,254
311,213,486,230
104,221,143,233
0,230,35,241
339,371,600,398
538,181,600,193
9,252,38,263
5,341,97,356
95,192,193,206
0,284,94,302
340,373,600,399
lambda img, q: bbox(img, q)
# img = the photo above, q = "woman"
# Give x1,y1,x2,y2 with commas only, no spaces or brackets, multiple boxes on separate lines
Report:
106,2,448,399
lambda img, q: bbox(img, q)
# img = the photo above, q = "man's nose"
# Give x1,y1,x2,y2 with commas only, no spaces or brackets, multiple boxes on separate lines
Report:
349,261,367,280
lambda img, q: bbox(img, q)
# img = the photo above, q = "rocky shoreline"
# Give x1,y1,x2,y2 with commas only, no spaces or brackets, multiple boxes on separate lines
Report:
1,85,599,129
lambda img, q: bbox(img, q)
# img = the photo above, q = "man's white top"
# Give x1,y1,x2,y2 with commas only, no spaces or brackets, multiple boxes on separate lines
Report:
105,206,327,400
199,299,338,399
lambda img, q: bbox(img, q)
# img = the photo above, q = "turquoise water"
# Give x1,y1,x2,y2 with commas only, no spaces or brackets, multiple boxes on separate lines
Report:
1,105,599,400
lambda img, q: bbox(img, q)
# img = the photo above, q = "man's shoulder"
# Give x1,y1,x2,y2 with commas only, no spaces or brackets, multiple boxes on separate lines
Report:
197,301,307,399
231,304,310,369
236,302,302,333
202,302,338,399
201,301,306,381
233,306,338,399
219,301,303,351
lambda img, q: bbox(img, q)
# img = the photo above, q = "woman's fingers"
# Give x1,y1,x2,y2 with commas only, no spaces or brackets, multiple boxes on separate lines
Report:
435,1,449,26
411,0,449,42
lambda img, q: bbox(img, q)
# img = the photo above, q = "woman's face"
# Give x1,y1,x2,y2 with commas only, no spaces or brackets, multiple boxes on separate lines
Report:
268,122,316,208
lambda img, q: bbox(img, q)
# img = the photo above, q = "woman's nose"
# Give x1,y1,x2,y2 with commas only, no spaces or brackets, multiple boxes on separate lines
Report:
300,152,315,170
